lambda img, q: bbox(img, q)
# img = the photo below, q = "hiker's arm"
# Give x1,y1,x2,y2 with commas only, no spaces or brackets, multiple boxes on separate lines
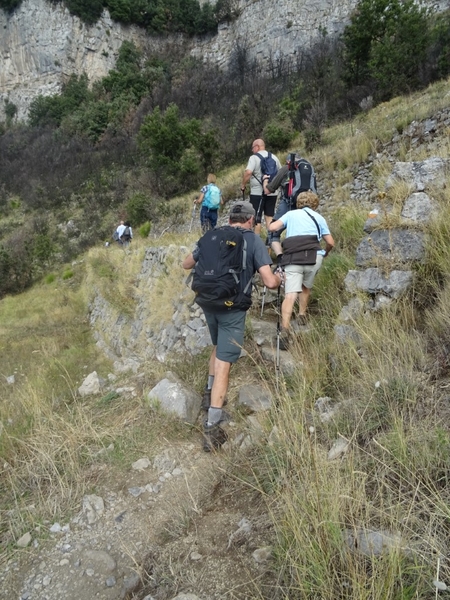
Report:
182,253,196,269
263,165,288,195
268,218,285,232
323,234,335,257
196,193,204,205
241,169,252,191
258,264,281,290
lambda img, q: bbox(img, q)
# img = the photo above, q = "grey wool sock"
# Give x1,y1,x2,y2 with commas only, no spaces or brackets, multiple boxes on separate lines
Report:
207,407,222,426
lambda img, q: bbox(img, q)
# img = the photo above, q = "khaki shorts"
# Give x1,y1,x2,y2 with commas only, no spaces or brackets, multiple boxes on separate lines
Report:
284,255,324,293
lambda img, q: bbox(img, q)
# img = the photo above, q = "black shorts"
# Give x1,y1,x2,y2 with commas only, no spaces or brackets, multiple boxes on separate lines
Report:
250,194,277,224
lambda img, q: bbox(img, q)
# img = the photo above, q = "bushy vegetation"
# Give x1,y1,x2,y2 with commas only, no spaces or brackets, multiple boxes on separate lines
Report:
0,1,450,299
0,0,22,12
1,0,234,32
1,72,450,597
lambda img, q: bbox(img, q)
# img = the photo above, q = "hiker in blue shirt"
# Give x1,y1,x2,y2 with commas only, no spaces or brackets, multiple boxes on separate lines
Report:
195,173,223,232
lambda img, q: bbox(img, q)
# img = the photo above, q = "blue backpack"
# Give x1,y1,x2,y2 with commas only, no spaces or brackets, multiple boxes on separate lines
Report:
256,152,278,184
203,184,221,209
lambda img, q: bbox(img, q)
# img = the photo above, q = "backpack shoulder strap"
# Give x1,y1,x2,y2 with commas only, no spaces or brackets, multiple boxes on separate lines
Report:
303,208,321,239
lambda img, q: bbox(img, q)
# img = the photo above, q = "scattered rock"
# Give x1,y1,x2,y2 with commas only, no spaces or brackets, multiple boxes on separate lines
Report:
82,494,105,524
16,532,32,548
131,458,151,471
252,546,272,563
78,371,104,397
328,437,350,460
238,384,272,412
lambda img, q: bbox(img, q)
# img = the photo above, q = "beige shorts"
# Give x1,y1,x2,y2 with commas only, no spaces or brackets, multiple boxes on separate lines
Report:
284,255,324,293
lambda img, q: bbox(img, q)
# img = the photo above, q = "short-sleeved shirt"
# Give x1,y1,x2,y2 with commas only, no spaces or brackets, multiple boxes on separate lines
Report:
192,227,272,302
280,208,330,255
245,151,282,197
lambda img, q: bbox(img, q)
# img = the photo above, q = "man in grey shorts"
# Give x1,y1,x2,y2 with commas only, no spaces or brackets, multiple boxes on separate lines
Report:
182,201,282,452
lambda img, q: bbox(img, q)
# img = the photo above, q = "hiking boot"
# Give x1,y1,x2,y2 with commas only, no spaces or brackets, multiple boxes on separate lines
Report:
298,314,308,327
203,422,228,452
279,329,290,351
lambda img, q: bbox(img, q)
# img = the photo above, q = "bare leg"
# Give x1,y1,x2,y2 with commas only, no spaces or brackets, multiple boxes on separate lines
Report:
281,292,298,330
271,240,282,256
208,347,216,377
299,285,311,315
254,222,262,235
210,357,232,409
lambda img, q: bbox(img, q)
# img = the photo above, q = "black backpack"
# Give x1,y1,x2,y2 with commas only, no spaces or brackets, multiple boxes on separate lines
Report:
191,226,253,311
287,159,317,202
121,226,131,241
256,152,278,184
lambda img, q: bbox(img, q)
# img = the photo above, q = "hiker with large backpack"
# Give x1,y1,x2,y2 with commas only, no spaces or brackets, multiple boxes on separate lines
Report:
263,152,317,260
241,139,281,236
268,191,334,350
195,173,223,233
114,220,133,247
182,201,282,452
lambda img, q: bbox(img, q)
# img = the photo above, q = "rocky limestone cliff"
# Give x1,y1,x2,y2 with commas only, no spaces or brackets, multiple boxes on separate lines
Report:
1,0,447,121
0,0,151,120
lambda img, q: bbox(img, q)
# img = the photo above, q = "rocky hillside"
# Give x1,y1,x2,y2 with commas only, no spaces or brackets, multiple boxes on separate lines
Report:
1,0,448,120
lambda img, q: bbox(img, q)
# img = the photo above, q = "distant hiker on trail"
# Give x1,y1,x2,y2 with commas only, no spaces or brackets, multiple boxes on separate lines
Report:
263,152,317,260
268,191,334,350
195,173,223,232
113,221,124,244
182,201,282,452
115,220,133,247
241,139,281,237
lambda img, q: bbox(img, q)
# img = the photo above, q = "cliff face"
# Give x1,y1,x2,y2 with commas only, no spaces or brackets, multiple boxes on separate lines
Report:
0,0,148,120
0,0,448,121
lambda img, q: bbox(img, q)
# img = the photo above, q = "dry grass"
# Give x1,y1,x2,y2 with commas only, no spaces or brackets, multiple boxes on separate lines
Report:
2,76,450,598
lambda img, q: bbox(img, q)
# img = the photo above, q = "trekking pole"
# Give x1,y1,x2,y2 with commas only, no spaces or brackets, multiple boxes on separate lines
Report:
260,285,267,317
189,201,197,233
275,284,281,390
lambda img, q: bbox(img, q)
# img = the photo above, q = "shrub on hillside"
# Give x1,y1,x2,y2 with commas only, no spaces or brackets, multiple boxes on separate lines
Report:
0,0,22,12
262,119,294,152
342,0,431,99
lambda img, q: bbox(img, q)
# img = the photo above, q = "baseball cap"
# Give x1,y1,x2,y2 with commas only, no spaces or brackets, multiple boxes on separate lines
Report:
230,201,256,217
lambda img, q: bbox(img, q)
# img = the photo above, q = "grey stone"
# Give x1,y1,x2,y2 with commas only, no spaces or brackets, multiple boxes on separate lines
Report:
16,532,32,548
84,550,116,574
238,384,272,412
260,346,299,376
344,268,413,298
386,158,449,192
120,573,141,599
328,437,350,460
147,372,201,424
338,296,365,322
334,324,362,346
82,494,105,525
252,547,273,563
131,458,151,471
401,192,437,223
355,229,425,267
77,371,103,397
344,528,406,557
